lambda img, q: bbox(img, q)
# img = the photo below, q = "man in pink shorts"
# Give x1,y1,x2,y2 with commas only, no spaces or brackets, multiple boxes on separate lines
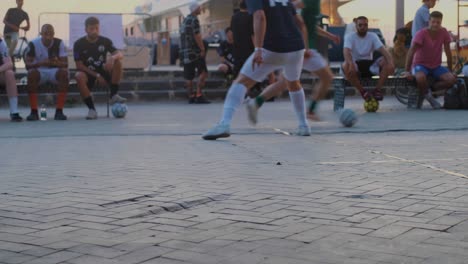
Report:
403,11,456,109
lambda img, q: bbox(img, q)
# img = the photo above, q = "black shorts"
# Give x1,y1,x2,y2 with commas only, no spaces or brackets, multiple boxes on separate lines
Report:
86,70,111,89
183,58,207,80
356,60,377,78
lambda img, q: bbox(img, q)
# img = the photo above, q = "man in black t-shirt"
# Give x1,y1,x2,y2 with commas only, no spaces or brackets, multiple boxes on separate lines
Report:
179,1,210,104
216,27,235,77
230,0,254,76
3,0,30,70
73,16,125,120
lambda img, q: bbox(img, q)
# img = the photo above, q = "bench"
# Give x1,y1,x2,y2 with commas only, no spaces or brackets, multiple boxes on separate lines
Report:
1,72,112,117
333,76,425,111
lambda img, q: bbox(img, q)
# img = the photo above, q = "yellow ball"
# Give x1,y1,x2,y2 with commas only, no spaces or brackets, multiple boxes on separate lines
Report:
364,98,379,112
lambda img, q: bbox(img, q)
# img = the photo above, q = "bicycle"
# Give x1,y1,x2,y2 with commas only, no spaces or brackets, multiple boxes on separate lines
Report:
11,30,29,63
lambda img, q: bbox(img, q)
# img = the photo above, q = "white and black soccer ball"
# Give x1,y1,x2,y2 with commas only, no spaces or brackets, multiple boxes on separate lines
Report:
111,103,128,118
339,108,357,127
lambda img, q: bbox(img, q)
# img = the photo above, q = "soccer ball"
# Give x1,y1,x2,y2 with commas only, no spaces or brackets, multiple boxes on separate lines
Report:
339,108,358,127
364,98,379,112
111,103,128,118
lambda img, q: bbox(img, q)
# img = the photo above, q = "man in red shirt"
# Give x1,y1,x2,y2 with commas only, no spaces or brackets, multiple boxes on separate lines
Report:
403,11,456,109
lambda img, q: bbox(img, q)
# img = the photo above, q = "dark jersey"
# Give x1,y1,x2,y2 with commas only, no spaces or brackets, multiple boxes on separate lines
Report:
3,8,29,34
217,40,234,65
246,0,304,53
73,36,117,72
230,10,254,62
179,14,202,64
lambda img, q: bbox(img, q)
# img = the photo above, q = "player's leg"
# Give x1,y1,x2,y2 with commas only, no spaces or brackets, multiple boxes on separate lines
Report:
106,58,126,104
245,74,286,125
54,68,69,120
413,66,440,109
303,51,332,120
26,68,41,121
374,57,394,101
1,69,22,121
432,66,456,92
343,60,369,100
195,58,210,104
75,71,98,119
184,62,196,103
202,51,273,140
5,33,18,71
284,50,309,136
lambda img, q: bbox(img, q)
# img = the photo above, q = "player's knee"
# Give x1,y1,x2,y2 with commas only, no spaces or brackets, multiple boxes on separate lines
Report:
27,69,40,82
75,72,87,82
57,69,69,82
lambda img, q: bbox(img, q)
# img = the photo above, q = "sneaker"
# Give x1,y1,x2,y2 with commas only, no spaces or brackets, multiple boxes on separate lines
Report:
359,89,372,101
26,112,39,121
86,109,98,120
296,125,311,136
188,96,196,104
246,98,259,125
109,94,127,104
202,123,230,140
54,111,67,121
425,94,442,109
373,88,384,101
10,113,23,122
195,95,211,104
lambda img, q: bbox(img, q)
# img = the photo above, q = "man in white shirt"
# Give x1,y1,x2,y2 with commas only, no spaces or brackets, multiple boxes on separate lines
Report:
342,16,394,101
24,24,68,120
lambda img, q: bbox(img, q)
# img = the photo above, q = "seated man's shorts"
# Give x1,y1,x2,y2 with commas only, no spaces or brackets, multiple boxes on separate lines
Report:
240,48,305,82
355,59,381,78
86,70,111,89
412,65,450,80
38,68,68,85
302,49,327,72
462,64,468,77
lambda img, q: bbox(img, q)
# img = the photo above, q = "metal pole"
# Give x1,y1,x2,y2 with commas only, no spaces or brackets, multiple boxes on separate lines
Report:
395,0,405,29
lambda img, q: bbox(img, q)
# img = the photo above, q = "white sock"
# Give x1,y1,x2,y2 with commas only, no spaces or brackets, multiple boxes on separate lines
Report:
9,97,18,114
289,89,308,127
220,83,247,125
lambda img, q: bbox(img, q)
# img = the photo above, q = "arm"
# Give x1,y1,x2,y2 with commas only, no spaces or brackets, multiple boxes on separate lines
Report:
343,48,353,65
377,46,394,68
75,60,101,78
444,41,453,73
0,56,13,72
110,50,124,61
317,26,340,45
21,18,30,31
293,14,309,52
194,32,205,57
252,9,266,68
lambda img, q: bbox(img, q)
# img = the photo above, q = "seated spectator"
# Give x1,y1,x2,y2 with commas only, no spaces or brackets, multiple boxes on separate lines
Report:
403,11,456,109
74,17,126,119
389,28,409,75
342,16,394,101
24,24,68,121
0,37,22,121
216,27,234,79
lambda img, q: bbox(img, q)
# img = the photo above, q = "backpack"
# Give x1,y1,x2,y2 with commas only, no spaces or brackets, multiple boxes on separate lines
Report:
444,78,468,110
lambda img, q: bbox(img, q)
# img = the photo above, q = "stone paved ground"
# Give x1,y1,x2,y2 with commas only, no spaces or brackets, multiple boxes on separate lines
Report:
1,97,468,264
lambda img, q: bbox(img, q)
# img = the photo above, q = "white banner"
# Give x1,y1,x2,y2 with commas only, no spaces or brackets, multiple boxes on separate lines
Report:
69,14,125,50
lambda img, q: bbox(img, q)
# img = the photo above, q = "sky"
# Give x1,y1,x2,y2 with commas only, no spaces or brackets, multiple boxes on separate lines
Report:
0,0,466,47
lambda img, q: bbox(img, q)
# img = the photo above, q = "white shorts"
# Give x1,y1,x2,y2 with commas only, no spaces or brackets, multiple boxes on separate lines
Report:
240,49,305,82
463,64,468,77
38,68,62,85
302,49,327,72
